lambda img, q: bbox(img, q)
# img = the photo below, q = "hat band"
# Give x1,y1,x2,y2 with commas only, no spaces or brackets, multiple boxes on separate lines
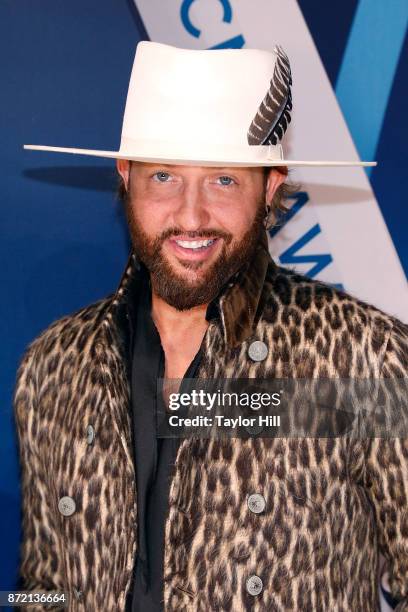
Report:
119,137,283,163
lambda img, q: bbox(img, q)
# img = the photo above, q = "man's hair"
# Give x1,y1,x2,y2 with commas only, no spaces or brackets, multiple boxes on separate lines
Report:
116,164,298,227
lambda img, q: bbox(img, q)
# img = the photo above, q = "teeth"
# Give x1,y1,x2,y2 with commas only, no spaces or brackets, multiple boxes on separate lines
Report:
175,239,215,249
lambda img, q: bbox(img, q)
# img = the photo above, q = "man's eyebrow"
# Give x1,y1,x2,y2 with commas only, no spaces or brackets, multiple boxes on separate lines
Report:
138,164,177,170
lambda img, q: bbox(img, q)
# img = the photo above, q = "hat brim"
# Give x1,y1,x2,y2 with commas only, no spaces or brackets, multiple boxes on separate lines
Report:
23,145,377,168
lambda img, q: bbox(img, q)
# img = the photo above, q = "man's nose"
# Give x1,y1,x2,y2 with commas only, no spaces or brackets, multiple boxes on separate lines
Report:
172,183,211,231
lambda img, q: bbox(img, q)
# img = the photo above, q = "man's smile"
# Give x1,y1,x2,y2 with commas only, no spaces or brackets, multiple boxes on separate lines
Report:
166,236,221,261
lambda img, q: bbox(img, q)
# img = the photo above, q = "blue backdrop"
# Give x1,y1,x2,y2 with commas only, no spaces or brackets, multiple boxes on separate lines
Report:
1,0,406,591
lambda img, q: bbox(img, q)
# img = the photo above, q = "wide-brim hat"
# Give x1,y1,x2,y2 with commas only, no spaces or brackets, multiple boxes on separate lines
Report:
24,41,376,168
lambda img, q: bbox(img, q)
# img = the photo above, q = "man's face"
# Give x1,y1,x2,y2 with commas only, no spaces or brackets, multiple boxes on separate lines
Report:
117,161,284,310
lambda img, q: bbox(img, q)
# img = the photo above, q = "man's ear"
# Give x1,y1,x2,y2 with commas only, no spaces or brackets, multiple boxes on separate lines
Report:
265,167,287,203
116,159,131,190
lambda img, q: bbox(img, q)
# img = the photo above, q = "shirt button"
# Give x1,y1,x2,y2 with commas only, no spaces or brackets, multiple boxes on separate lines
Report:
247,493,266,514
248,341,268,362
246,574,263,596
245,422,264,437
86,424,95,445
58,496,76,517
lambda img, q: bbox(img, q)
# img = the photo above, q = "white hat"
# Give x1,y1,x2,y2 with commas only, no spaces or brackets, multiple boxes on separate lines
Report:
24,41,376,168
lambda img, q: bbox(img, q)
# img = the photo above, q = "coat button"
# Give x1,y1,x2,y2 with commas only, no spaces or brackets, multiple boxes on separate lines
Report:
246,574,263,596
86,424,95,445
247,493,266,514
248,341,268,362
58,496,76,517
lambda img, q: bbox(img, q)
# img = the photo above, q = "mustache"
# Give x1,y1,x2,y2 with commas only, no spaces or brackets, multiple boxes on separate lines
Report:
159,227,232,242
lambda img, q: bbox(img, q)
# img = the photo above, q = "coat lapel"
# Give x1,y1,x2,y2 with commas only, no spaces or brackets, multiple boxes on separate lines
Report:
107,229,275,357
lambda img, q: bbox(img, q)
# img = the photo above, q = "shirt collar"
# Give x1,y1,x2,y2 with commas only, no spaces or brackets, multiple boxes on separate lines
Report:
110,230,275,349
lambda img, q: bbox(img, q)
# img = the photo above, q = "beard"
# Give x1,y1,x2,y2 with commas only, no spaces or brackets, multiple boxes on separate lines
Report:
125,199,266,311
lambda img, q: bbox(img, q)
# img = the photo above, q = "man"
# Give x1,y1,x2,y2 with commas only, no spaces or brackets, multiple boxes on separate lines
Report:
117,158,286,612
15,41,408,611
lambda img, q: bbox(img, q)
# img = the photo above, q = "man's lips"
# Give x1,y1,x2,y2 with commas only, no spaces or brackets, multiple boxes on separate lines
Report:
166,236,221,261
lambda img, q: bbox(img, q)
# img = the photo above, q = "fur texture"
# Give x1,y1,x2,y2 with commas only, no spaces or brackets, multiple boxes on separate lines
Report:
14,232,408,611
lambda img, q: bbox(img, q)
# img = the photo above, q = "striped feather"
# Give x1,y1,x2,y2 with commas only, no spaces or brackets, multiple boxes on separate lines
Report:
247,45,293,145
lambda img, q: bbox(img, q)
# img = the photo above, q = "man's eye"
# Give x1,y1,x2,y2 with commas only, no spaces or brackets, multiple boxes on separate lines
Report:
217,176,235,186
152,171,171,182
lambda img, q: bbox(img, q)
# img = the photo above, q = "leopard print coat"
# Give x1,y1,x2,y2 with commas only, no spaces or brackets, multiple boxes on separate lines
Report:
14,231,408,611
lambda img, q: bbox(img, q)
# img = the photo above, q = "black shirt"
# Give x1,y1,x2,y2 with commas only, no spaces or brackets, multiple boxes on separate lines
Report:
126,264,213,611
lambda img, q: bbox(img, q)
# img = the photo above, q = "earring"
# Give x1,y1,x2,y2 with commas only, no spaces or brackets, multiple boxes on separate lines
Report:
263,203,271,228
